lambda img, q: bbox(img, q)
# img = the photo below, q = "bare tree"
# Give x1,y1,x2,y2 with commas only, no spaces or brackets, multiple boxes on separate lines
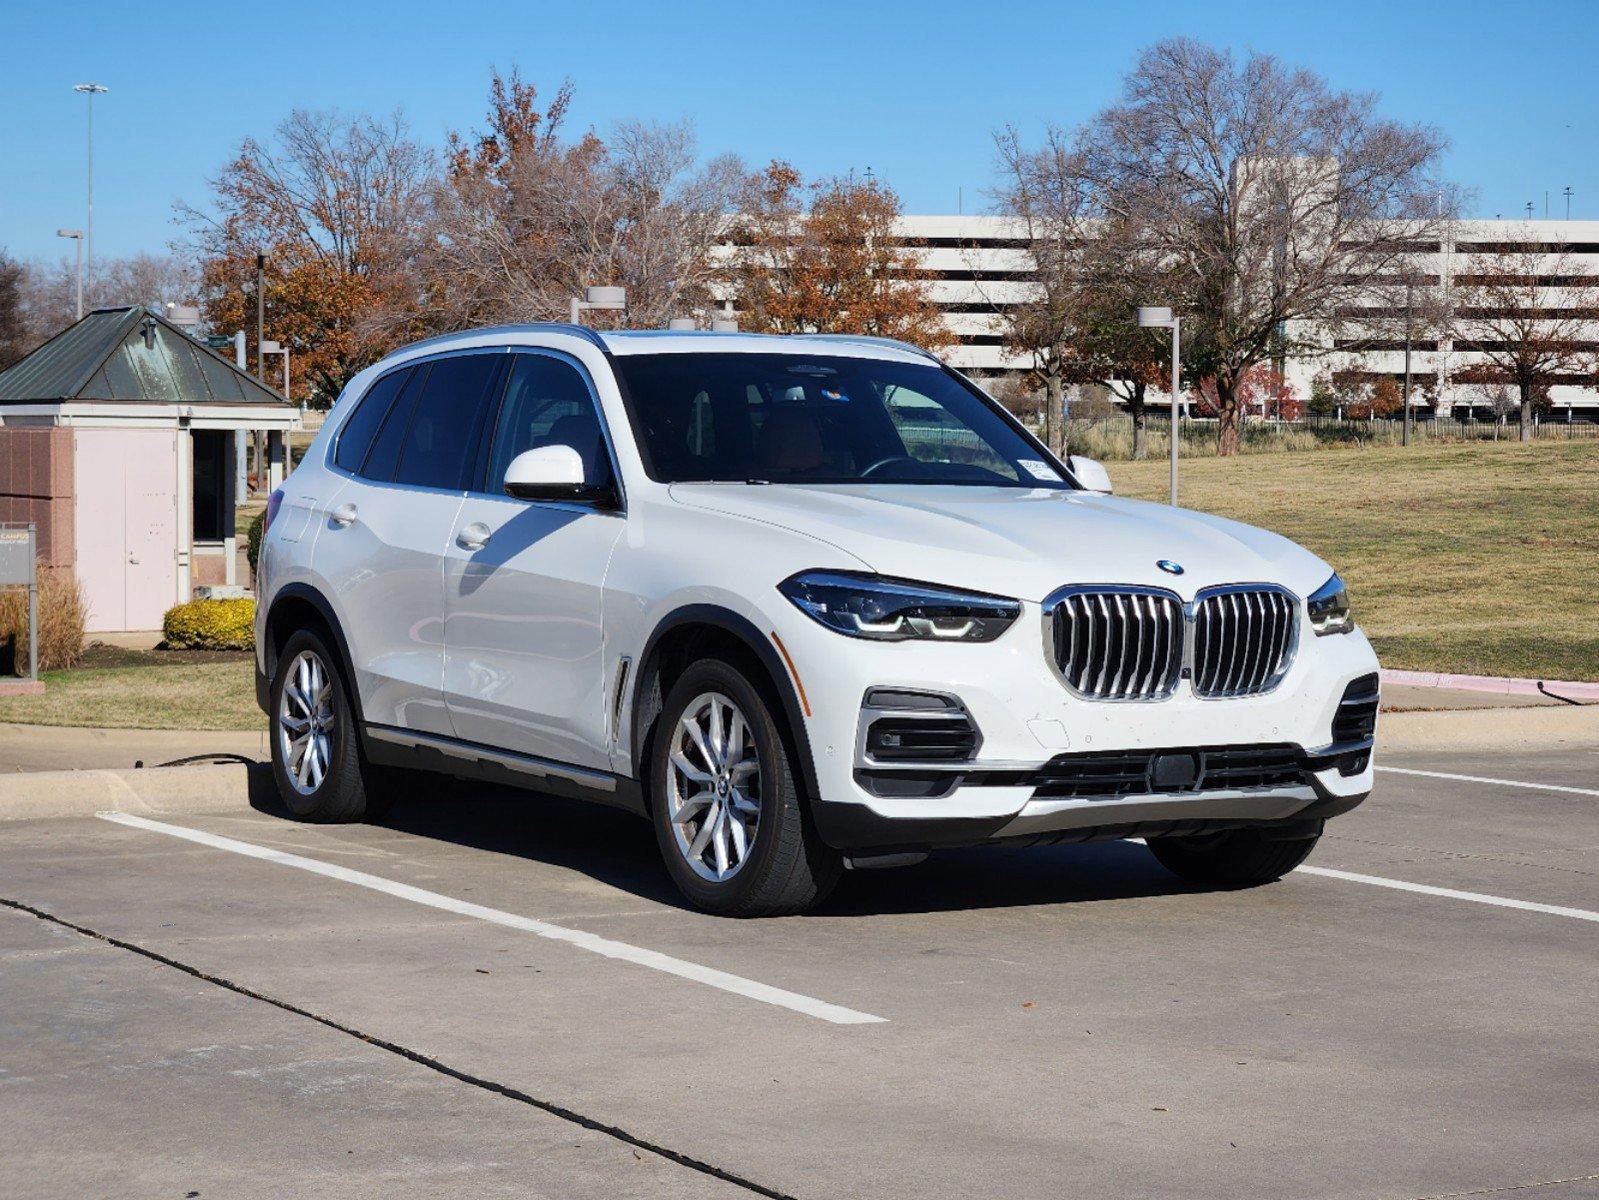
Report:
989,125,1093,456
432,71,742,329
20,253,198,346
1081,38,1452,454
1451,237,1599,439
0,250,24,370
180,107,435,404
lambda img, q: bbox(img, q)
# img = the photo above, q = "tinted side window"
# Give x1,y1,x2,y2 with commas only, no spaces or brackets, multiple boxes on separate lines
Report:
360,365,426,483
332,367,410,474
395,354,505,490
484,354,611,489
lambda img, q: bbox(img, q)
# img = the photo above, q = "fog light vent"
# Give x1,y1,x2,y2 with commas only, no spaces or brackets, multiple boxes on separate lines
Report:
865,715,978,763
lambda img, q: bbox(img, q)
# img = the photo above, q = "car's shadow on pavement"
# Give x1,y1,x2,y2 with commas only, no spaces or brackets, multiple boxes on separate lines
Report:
250,775,1206,917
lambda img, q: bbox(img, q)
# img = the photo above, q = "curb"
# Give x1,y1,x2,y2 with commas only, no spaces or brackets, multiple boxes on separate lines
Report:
1382,668,1599,702
2,705,1595,823
0,763,273,822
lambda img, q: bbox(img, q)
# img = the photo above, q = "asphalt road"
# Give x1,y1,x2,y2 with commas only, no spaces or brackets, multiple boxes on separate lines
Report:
2,746,1596,1199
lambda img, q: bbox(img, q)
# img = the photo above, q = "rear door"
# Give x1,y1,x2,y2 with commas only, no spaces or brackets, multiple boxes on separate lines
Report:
315,353,505,736
442,350,625,770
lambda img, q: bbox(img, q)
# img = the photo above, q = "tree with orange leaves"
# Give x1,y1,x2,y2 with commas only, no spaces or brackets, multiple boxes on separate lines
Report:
726,162,949,350
181,108,434,406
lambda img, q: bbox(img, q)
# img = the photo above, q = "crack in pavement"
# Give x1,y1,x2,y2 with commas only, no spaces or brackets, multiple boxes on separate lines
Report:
1326,833,1599,880
0,895,794,1200
1407,1172,1599,1199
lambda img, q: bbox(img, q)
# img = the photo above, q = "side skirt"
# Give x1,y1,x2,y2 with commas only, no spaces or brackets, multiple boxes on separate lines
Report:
362,725,646,817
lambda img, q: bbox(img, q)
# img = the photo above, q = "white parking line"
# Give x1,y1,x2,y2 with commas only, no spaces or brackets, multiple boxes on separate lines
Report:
96,812,887,1026
1377,766,1599,798
1126,836,1599,924
1294,865,1599,924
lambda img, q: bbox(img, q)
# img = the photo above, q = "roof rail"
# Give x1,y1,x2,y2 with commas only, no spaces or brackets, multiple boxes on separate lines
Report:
802,334,942,363
389,321,611,358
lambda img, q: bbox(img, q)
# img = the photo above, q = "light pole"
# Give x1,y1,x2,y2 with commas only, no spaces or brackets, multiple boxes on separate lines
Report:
72,83,108,286
1137,306,1182,506
1564,187,1574,220
56,229,84,320
570,285,626,326
1402,276,1414,447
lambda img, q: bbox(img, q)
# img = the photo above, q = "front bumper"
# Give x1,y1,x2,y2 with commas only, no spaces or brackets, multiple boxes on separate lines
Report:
773,596,1380,853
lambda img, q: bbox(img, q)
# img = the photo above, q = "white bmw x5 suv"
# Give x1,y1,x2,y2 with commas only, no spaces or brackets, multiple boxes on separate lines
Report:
255,325,1379,916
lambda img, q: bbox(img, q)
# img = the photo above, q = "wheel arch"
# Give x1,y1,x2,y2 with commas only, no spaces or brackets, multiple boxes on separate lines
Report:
630,604,820,810
262,583,367,729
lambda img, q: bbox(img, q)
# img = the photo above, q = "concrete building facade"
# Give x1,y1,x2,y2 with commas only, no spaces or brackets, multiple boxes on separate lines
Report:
894,214,1599,418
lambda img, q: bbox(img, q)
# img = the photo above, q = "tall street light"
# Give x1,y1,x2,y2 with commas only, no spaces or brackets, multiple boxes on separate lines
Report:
56,229,84,320
72,83,109,287
1137,306,1182,506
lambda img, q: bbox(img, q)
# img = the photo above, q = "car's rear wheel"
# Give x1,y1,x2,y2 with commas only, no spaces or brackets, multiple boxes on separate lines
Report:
1146,824,1321,887
650,659,840,916
269,628,394,823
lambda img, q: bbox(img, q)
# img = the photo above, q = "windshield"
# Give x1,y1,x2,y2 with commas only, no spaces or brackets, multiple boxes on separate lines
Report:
612,352,1073,488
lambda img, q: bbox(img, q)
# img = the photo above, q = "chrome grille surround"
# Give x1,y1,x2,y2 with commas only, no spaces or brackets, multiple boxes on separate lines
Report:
1191,584,1299,698
1044,585,1186,701
1043,582,1301,703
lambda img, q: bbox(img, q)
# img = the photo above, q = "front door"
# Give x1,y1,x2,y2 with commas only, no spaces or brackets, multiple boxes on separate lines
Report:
74,428,178,633
443,351,624,771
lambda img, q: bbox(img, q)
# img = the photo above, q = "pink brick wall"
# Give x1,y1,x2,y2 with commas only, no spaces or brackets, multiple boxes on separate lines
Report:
0,428,75,568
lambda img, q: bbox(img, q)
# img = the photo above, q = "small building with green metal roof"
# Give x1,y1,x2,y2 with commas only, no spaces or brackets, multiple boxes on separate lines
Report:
0,306,301,632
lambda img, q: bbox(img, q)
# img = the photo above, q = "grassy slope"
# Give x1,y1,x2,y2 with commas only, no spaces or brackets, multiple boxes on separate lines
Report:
0,661,263,730
1110,440,1599,681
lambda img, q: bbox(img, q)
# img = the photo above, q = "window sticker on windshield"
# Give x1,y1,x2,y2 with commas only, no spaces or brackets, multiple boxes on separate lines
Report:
1018,459,1062,482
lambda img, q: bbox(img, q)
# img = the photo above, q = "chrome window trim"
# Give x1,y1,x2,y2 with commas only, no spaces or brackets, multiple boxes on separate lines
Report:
323,344,628,517
325,346,511,487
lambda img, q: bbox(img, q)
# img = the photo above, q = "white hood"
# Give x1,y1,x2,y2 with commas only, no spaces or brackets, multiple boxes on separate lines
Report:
668,484,1333,603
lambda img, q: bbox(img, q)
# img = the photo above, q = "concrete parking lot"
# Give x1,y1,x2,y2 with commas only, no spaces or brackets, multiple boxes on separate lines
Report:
2,744,1596,1199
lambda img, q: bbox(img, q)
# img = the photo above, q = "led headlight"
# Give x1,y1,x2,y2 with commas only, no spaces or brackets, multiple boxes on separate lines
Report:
778,571,1021,642
1307,573,1354,636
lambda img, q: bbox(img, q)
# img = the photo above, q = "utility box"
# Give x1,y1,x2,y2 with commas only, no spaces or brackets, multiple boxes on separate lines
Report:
0,522,38,684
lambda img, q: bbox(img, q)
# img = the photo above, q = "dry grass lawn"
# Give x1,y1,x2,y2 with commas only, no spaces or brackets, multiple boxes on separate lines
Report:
2,439,1593,732
1110,440,1599,681
0,661,263,730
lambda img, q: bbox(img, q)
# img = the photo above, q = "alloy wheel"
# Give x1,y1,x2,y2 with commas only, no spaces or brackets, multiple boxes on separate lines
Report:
277,649,335,795
667,691,761,882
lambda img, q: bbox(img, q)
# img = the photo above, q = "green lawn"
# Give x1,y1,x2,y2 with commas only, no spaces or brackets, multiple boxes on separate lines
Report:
0,660,264,731
1110,440,1599,681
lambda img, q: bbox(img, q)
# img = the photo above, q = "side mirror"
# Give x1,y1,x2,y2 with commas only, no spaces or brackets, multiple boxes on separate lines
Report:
503,445,614,505
1067,455,1113,495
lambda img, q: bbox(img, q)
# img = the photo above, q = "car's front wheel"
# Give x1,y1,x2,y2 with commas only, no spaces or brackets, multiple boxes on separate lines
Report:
1146,824,1322,887
269,628,394,823
650,659,840,917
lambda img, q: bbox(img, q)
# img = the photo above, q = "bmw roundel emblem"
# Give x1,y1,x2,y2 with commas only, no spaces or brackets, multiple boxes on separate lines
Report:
1157,560,1185,576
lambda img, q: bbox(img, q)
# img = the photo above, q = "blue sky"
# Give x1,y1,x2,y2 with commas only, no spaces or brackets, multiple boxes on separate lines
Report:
4,0,1597,264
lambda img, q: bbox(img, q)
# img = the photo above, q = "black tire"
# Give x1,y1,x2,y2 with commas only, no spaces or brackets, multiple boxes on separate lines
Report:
268,628,394,823
1146,825,1322,887
649,658,841,917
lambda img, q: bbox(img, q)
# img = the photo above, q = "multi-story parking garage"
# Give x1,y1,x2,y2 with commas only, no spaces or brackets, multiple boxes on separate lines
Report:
896,215,1599,418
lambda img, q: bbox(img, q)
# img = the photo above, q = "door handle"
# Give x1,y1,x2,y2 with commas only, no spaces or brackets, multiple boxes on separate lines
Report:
330,502,358,528
457,522,491,551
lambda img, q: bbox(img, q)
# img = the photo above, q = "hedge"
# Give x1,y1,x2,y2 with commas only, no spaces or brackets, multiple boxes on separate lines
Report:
246,509,266,575
162,598,256,651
